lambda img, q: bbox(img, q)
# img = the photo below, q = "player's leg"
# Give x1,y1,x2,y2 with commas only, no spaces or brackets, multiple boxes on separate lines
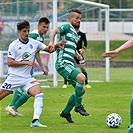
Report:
130,97,133,125
75,56,91,89
58,64,89,116
70,69,89,116
80,65,91,89
128,96,133,133
62,78,68,89
9,88,23,107
13,91,30,110
5,88,29,116
60,85,86,123
23,79,46,128
0,89,12,100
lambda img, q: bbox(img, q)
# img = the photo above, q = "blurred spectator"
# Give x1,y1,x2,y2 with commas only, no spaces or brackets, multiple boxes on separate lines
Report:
0,19,3,39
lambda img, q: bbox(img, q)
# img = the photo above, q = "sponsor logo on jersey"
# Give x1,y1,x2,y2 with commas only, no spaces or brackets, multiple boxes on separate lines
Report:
22,52,30,60
67,33,79,42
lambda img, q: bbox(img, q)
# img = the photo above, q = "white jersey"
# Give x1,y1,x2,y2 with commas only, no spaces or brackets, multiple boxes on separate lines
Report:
8,38,46,77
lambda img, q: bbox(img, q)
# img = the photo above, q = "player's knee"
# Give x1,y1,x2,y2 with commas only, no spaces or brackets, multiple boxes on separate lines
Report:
76,73,85,83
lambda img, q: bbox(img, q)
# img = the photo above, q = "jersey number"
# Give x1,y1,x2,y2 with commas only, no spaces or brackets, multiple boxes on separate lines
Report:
2,83,12,89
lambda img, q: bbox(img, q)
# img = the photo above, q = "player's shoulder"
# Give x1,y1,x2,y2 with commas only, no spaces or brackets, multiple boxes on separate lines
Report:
10,39,19,46
58,23,70,30
79,30,85,34
30,29,38,34
29,37,38,42
29,38,42,45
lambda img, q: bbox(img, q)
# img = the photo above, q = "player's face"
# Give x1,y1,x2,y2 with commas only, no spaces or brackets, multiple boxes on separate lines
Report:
18,27,30,42
38,22,49,36
69,13,81,29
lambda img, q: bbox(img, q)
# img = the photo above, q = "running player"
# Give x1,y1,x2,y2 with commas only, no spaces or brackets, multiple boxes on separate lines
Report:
5,17,50,116
48,9,89,123
0,20,64,127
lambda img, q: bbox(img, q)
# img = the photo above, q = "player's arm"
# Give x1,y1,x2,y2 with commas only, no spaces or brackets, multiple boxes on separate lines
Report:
48,28,60,50
75,50,82,61
79,33,87,54
102,39,133,60
83,33,87,48
35,51,48,76
44,28,66,52
8,57,38,67
44,40,66,53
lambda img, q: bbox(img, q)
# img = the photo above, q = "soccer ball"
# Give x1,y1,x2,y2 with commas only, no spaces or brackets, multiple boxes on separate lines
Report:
106,113,122,128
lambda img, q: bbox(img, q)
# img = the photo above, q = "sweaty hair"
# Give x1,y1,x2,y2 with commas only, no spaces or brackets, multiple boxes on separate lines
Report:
38,17,50,24
17,20,30,31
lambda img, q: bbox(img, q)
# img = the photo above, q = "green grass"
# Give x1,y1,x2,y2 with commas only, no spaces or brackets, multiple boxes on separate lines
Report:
0,68,133,133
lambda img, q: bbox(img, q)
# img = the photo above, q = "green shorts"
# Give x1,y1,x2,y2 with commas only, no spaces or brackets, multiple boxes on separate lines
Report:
55,63,81,85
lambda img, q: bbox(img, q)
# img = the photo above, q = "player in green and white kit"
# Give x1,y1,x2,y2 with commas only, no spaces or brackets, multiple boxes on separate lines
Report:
5,17,50,116
49,9,89,123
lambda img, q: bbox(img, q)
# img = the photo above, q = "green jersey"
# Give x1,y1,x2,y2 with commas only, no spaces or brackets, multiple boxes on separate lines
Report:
56,23,79,67
29,29,44,43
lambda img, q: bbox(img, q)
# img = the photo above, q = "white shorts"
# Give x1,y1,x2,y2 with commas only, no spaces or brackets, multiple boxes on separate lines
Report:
0,74,40,93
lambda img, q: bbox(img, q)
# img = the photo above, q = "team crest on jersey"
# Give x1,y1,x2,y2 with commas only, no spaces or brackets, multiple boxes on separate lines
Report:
30,44,33,49
22,52,30,60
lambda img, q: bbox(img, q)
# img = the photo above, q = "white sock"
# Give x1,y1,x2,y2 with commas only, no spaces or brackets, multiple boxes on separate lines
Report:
33,93,44,120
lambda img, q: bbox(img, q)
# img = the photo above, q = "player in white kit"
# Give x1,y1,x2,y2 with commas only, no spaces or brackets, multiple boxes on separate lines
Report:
0,20,65,127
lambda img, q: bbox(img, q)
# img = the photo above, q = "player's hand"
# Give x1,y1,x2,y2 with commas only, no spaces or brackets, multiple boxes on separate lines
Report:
25,61,38,67
42,69,48,76
102,51,118,60
55,40,66,49
77,54,83,61
48,42,55,52
79,48,85,54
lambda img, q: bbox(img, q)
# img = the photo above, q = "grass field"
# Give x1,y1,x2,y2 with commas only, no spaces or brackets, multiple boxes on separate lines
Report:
0,68,133,133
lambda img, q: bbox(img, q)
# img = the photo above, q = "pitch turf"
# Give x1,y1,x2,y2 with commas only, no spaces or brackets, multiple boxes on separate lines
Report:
0,68,132,133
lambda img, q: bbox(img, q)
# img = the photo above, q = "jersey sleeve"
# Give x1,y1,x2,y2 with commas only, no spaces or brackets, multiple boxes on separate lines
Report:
8,43,16,59
82,33,88,48
37,41,47,51
57,24,70,34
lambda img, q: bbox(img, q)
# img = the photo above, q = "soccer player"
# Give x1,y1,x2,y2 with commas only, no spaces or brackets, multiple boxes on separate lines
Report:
62,26,91,89
5,17,50,116
48,9,89,123
102,39,133,133
0,20,64,127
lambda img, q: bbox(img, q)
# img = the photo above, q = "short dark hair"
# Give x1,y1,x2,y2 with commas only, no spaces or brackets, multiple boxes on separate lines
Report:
38,17,50,24
69,9,81,14
17,20,30,31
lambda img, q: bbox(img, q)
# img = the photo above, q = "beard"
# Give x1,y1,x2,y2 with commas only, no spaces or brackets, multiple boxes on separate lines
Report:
73,24,80,29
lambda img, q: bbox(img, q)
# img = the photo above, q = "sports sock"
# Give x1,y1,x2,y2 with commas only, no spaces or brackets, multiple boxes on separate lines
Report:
33,93,44,120
63,93,75,114
82,70,88,85
14,92,30,110
9,88,23,107
75,82,84,107
130,97,133,125
64,78,67,84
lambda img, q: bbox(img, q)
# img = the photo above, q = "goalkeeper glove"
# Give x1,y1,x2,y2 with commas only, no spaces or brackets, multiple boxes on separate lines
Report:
79,47,85,54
